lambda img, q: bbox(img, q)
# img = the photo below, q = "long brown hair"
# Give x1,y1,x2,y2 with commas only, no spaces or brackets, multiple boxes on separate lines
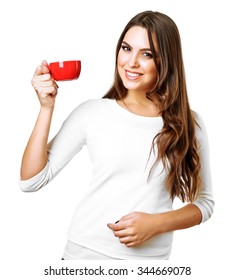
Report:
103,11,201,202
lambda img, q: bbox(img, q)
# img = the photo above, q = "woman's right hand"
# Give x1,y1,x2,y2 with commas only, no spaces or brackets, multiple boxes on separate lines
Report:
31,60,58,109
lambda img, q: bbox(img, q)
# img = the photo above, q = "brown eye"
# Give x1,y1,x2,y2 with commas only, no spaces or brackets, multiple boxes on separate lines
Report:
143,52,153,58
121,45,131,52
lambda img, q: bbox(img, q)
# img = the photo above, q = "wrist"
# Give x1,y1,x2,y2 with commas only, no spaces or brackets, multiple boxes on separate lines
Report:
151,213,169,235
153,204,202,235
40,105,55,114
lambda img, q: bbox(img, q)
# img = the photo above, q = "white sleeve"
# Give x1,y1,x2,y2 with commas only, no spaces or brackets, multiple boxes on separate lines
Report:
193,113,214,223
19,104,86,192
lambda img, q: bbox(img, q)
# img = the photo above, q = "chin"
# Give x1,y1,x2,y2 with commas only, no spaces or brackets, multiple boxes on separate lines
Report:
122,80,140,91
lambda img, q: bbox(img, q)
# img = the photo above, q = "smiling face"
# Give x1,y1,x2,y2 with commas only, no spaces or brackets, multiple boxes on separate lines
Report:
117,26,158,97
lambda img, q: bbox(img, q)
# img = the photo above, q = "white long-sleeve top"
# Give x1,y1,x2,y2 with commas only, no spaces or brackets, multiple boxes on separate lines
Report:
20,98,214,259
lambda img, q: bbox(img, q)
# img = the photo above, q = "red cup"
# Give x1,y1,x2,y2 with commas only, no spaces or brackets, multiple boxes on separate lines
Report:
48,60,81,81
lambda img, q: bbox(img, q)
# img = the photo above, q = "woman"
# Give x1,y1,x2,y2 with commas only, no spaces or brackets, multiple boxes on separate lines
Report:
20,11,214,260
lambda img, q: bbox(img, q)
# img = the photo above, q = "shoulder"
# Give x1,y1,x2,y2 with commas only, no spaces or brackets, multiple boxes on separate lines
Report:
193,111,209,148
74,98,111,111
193,111,206,132
86,98,112,109
68,98,112,120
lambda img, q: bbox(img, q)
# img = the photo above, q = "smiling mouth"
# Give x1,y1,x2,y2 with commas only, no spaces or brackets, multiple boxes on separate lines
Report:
125,70,143,79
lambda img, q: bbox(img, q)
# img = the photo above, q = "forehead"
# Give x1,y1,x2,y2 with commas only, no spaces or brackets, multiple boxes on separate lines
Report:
123,26,157,49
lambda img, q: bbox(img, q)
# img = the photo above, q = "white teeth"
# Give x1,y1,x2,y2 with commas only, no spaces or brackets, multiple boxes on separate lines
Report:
126,71,141,77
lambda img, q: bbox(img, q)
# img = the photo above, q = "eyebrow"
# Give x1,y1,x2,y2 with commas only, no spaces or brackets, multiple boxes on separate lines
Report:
122,41,152,52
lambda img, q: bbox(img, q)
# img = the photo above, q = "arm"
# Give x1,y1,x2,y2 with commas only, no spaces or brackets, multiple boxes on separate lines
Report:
20,98,87,192
108,114,214,247
20,61,58,180
107,204,201,247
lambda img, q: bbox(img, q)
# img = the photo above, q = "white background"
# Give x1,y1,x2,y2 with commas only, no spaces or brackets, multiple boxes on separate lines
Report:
0,0,233,278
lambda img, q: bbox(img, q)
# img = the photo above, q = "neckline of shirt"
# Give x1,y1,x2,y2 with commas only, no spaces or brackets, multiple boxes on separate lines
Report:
106,98,163,124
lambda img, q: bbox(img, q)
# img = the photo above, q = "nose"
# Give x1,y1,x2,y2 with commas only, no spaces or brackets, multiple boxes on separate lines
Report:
128,52,139,68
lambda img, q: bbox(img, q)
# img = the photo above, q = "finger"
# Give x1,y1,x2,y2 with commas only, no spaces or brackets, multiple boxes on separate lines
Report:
33,73,52,83
124,241,137,247
107,223,117,230
32,77,57,95
41,79,58,89
107,222,126,231
33,67,50,77
34,65,43,76
41,64,50,74
37,80,53,88
37,86,56,97
42,60,48,66
33,61,50,76
113,229,129,238
119,236,133,244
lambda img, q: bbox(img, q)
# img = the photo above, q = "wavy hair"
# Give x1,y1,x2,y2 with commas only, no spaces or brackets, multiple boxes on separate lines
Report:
103,11,201,202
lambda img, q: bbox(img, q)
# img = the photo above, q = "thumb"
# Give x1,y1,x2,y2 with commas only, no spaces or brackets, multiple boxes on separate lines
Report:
41,60,50,74
42,60,49,66
33,60,50,76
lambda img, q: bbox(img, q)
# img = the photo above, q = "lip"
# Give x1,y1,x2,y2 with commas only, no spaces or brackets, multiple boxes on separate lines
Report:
125,69,143,80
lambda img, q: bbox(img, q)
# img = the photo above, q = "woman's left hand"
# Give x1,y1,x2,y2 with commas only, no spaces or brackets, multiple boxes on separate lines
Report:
107,212,162,247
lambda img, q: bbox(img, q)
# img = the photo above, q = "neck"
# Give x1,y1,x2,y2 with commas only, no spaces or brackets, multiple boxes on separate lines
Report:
124,90,148,104
118,91,161,117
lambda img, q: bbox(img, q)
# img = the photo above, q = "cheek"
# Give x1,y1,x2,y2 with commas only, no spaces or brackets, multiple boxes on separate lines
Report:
117,63,122,78
144,65,157,89
147,64,157,79
117,56,126,78
117,52,127,68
